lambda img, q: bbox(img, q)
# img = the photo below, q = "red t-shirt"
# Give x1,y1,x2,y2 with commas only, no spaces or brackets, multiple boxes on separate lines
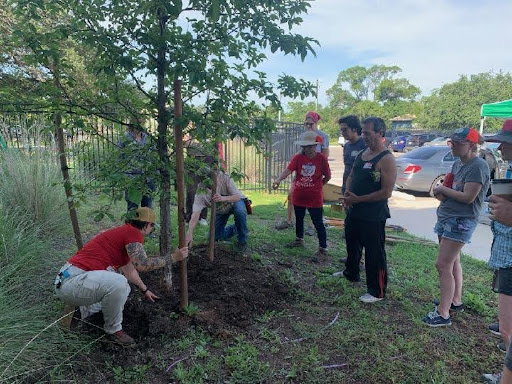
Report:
69,224,144,271
288,153,331,208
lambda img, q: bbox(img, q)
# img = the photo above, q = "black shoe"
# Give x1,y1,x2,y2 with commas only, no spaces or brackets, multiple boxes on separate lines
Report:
339,269,361,282
432,299,465,312
488,322,500,336
498,341,507,353
422,309,451,327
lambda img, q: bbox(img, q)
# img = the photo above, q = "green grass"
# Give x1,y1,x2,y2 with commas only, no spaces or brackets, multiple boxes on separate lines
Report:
165,191,500,383
0,148,68,235
0,152,88,383
1,187,503,383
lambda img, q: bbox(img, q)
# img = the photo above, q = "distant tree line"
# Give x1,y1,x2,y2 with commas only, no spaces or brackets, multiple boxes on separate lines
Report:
278,65,512,137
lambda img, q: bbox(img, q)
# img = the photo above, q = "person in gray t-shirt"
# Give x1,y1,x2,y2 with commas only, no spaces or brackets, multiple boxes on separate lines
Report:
338,115,367,194
422,127,490,328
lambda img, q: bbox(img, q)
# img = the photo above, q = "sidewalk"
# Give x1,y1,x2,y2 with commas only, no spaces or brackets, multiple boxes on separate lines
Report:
388,192,493,262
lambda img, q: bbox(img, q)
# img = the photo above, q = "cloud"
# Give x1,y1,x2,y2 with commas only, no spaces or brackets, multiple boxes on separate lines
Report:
263,0,512,106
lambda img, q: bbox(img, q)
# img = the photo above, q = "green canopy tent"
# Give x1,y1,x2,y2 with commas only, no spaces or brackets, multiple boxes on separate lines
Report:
480,99,512,134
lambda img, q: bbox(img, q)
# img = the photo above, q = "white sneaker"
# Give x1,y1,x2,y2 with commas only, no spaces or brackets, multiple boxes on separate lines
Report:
198,218,208,226
359,293,383,303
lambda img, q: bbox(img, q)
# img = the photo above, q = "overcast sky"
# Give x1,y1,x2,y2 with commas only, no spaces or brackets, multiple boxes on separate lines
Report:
259,0,512,108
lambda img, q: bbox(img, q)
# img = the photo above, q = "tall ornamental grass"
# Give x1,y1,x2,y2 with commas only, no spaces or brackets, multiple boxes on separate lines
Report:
0,148,68,235
0,213,85,383
0,148,85,382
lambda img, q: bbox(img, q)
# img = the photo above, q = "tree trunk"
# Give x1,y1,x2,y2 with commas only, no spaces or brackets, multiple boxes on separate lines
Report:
53,76,83,250
173,80,188,308
208,170,218,262
156,18,171,259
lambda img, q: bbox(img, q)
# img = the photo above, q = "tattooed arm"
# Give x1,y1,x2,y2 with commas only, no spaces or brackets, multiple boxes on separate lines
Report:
119,243,188,302
125,242,189,272
126,242,167,272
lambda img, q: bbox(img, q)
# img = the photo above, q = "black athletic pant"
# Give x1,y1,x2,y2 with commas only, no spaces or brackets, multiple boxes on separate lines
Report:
344,215,388,298
294,205,327,249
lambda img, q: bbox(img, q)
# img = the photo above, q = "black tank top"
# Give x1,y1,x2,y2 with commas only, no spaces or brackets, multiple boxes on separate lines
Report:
348,150,391,221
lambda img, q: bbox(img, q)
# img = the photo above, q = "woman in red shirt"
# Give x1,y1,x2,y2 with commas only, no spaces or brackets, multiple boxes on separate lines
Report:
273,131,331,257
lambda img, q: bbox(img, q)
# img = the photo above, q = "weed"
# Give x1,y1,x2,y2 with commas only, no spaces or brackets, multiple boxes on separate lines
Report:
194,344,210,359
224,336,271,383
173,362,206,384
256,310,284,323
111,363,150,383
183,302,200,317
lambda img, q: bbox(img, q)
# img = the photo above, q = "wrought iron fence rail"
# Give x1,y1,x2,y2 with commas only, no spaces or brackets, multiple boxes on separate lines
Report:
0,112,303,193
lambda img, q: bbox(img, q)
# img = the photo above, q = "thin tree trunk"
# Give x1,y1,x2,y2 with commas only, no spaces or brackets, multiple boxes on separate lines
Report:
53,78,83,250
208,170,218,261
156,17,171,259
173,79,188,309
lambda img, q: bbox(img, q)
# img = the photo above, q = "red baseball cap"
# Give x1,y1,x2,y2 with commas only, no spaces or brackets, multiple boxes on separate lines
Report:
450,127,480,143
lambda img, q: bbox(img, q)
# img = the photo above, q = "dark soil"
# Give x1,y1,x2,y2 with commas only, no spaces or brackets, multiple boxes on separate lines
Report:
74,243,294,381
123,244,292,340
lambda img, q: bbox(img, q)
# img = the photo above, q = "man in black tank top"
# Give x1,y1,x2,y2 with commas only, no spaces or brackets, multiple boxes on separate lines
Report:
340,117,397,303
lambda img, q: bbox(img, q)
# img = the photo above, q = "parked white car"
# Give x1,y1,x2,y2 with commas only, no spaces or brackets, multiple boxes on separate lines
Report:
338,136,345,146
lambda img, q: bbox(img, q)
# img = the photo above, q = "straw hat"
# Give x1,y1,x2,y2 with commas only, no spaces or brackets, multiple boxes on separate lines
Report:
295,131,319,147
136,207,156,224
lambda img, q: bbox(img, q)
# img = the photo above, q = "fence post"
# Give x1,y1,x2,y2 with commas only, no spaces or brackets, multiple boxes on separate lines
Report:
266,136,272,193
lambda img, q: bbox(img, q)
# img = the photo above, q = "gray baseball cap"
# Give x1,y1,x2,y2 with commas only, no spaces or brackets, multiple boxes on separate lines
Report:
485,119,512,144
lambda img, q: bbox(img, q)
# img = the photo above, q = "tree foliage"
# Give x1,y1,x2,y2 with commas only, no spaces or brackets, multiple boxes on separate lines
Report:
321,65,420,131
5,0,318,256
417,71,512,132
327,65,420,108
325,65,420,126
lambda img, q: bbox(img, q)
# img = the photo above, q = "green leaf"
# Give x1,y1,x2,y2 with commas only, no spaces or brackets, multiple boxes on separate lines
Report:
208,0,220,22
127,187,142,205
166,0,182,18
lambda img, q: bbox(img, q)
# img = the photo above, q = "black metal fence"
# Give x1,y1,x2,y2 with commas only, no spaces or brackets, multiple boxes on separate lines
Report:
222,121,303,193
0,112,303,193
0,113,125,187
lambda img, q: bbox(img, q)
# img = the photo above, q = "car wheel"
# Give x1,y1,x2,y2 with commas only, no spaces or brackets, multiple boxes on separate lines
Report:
429,175,445,197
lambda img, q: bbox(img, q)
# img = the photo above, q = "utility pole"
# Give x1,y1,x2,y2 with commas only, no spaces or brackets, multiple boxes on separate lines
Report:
278,92,282,123
315,79,319,111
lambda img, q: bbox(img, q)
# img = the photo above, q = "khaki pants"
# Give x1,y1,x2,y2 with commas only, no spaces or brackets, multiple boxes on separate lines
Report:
55,268,130,334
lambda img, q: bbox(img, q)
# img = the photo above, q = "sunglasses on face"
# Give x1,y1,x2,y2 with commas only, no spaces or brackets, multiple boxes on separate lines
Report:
448,139,470,146
304,122,314,126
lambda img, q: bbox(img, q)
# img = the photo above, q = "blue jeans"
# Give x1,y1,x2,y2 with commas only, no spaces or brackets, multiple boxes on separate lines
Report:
125,179,156,212
215,200,248,245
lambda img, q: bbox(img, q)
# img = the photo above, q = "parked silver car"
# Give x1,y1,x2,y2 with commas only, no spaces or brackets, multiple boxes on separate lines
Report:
395,144,511,195
395,146,455,195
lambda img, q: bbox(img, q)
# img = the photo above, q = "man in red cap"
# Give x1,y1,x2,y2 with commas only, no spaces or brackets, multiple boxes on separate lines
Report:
482,119,512,384
275,111,329,233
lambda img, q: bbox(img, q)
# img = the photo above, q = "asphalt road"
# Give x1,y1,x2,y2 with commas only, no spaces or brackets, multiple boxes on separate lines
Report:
328,144,493,262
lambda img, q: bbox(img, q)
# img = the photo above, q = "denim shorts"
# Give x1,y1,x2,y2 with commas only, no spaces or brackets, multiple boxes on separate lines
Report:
433,217,478,244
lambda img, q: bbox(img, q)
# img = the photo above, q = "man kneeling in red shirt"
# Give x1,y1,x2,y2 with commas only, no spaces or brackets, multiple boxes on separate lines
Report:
54,207,187,346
